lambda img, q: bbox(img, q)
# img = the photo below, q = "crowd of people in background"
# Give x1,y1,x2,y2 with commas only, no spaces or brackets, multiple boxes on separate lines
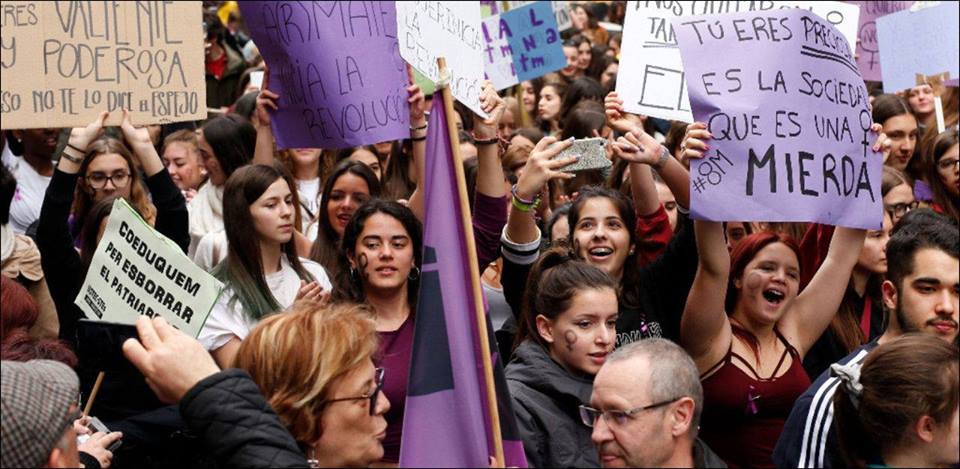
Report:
1,1,958,468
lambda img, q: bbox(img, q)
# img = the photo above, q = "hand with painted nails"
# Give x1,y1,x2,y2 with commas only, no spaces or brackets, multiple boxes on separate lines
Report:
869,122,892,163
613,129,665,166
515,137,577,201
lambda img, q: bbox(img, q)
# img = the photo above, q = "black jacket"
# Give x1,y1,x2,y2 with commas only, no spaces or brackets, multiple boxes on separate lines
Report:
506,340,598,468
501,216,698,352
180,369,308,468
37,168,189,421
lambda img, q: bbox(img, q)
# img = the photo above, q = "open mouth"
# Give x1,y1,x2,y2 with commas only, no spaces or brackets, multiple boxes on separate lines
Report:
762,288,786,304
588,247,614,259
376,266,397,275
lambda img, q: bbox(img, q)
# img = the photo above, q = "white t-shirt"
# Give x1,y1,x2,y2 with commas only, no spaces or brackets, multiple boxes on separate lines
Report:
194,230,228,272
8,158,52,234
297,177,321,232
198,255,332,351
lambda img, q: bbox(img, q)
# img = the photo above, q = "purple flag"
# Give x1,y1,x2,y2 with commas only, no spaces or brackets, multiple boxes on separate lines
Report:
399,95,527,468
674,8,883,230
238,1,410,149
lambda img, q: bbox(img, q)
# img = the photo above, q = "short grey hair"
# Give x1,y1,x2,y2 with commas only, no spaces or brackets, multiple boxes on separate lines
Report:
607,339,703,433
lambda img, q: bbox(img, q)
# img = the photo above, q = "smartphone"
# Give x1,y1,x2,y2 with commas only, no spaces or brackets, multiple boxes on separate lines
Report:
85,417,123,452
553,137,611,172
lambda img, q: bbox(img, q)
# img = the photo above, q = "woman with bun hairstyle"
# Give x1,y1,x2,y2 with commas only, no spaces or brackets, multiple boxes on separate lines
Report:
506,248,618,468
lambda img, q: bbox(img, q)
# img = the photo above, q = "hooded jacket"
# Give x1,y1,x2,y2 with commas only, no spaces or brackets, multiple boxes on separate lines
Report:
506,340,598,468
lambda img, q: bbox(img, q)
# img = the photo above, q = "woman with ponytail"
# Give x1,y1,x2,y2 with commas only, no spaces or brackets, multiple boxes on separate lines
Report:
506,248,619,468
833,333,958,468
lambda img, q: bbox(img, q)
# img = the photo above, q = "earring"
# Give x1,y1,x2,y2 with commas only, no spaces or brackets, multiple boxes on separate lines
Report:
350,266,360,283
408,266,421,281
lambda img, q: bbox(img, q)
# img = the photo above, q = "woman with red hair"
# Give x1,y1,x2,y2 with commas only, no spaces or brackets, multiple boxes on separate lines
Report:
677,124,875,467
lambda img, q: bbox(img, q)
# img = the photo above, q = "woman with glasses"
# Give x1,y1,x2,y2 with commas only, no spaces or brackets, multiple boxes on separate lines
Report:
236,301,391,468
331,200,422,465
506,248,618,468
35,110,189,420
923,128,959,221
882,166,919,226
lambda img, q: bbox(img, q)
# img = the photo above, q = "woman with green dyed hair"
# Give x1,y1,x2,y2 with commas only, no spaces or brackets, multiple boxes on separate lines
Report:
198,162,331,367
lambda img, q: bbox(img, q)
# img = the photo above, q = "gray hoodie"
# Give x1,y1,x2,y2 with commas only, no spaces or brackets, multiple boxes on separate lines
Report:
506,340,599,468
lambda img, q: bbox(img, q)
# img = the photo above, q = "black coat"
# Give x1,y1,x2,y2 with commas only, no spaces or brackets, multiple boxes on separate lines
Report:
506,340,598,468
179,369,309,468
37,168,189,421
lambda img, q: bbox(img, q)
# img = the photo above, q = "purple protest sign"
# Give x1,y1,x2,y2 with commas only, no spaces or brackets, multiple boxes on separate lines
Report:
852,1,914,82
238,1,410,149
674,8,883,230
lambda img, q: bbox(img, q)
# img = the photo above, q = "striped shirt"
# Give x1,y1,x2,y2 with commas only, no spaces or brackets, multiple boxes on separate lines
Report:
773,340,879,468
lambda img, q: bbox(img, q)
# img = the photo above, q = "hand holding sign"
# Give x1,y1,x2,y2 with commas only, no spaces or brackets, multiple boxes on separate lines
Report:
408,65,428,129
67,111,111,154
604,91,640,135
474,81,505,140
123,316,220,404
613,130,663,166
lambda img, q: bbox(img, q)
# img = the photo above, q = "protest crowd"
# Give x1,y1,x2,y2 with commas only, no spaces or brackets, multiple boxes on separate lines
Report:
3,1,960,468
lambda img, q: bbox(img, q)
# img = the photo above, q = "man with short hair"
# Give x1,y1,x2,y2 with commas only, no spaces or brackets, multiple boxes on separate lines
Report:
1,359,81,467
774,209,960,468
582,338,726,468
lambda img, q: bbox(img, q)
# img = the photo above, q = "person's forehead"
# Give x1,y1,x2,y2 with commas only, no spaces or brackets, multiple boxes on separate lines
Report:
593,358,650,403
906,248,960,284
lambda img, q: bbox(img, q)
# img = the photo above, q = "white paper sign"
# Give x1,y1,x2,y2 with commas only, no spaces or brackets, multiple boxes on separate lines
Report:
396,1,487,117
616,1,861,122
75,198,223,338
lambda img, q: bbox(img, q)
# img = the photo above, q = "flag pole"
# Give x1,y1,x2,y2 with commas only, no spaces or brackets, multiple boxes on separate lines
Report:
435,56,506,468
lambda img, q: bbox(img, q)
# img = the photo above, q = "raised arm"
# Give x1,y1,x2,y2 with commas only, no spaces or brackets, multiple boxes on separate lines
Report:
253,65,277,166
680,220,733,364
606,93,692,211
505,137,576,244
405,66,429,221
472,81,507,199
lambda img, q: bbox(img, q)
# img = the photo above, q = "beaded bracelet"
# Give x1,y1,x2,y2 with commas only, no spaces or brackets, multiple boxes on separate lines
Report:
511,195,540,212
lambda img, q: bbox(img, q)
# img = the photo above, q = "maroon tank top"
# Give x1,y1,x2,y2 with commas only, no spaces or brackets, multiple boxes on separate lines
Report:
699,329,811,468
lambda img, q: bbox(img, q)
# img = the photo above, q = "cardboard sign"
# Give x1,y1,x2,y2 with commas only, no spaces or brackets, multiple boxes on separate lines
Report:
675,8,883,230
0,1,205,129
617,1,860,123
482,2,566,90
876,2,960,93
238,1,410,149
852,1,913,82
76,198,223,338
396,1,487,117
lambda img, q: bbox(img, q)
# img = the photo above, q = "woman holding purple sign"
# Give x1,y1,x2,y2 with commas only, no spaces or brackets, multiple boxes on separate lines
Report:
677,124,893,468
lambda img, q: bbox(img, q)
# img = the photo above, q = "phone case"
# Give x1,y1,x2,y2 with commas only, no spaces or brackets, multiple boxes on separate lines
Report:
553,137,612,172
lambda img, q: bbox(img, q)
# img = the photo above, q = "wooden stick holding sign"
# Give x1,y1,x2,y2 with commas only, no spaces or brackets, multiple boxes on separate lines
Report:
916,72,951,133
82,371,106,418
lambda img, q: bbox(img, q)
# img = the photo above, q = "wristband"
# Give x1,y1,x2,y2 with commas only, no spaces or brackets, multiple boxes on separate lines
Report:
61,148,83,164
511,184,536,205
511,195,540,212
474,136,498,146
410,123,427,132
66,142,86,154
410,135,427,142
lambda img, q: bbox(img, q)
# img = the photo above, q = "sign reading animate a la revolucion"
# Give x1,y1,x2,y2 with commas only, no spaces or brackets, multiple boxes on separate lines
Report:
0,1,205,128
75,198,222,338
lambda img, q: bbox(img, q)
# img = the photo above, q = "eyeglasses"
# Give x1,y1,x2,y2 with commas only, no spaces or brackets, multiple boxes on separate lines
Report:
884,201,919,218
579,397,682,428
86,172,130,190
323,367,385,416
938,158,959,171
